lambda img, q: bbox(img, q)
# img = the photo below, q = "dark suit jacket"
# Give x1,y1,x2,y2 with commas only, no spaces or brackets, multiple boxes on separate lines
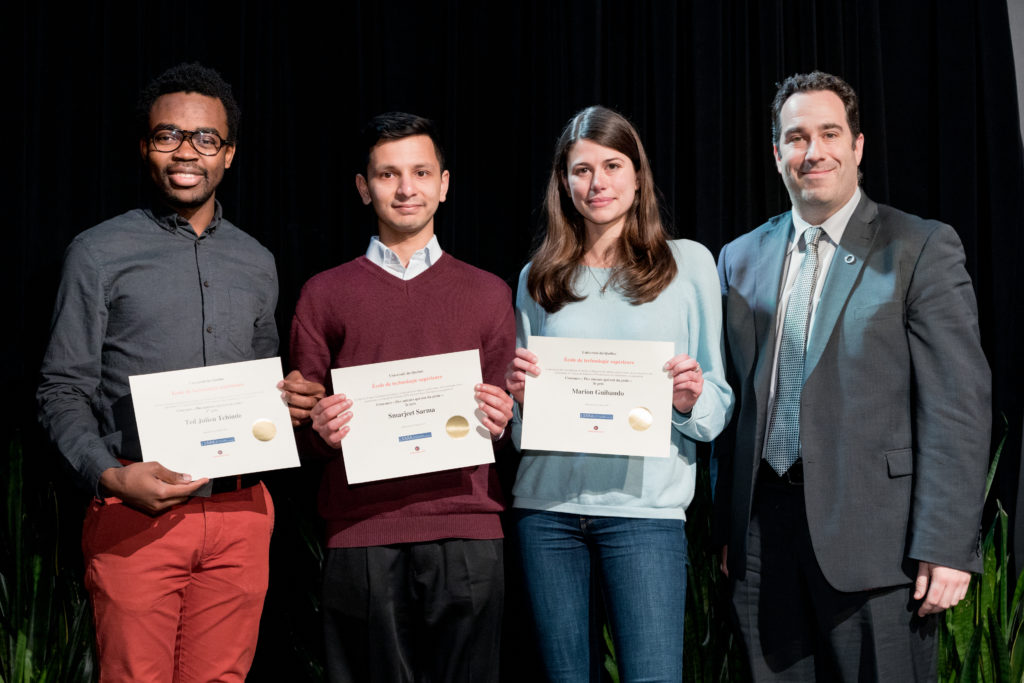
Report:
713,193,989,592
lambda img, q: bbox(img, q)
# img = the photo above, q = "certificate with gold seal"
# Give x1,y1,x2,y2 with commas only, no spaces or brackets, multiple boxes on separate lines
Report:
129,357,300,478
330,349,495,484
520,336,674,457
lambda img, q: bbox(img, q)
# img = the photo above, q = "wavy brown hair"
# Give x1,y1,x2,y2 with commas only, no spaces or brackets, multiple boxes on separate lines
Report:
527,106,676,313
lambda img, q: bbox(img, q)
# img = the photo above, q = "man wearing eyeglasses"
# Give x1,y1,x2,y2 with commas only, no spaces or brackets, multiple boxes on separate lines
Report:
37,63,320,682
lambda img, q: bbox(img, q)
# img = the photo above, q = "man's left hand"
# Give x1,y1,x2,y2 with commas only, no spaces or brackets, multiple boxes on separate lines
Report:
914,561,972,616
475,383,513,437
279,370,326,426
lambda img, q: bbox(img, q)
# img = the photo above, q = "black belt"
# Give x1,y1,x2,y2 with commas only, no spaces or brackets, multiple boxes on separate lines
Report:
757,458,804,486
211,473,262,495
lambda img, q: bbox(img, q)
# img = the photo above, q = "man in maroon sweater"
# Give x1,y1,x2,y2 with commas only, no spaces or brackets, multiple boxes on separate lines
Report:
290,112,515,682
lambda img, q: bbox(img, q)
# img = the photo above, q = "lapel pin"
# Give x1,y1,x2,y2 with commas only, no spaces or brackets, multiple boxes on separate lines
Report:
844,254,856,264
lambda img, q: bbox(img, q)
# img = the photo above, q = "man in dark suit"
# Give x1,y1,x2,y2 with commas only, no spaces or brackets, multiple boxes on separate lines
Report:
714,71,990,681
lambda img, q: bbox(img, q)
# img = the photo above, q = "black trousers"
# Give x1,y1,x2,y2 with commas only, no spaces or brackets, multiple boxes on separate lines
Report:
322,539,503,683
731,469,937,682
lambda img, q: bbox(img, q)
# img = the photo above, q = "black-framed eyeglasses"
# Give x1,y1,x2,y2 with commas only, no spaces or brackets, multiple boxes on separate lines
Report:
148,128,232,156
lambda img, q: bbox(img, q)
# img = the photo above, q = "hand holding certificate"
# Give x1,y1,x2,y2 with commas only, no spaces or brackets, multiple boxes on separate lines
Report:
330,350,497,484
520,336,675,457
129,357,300,479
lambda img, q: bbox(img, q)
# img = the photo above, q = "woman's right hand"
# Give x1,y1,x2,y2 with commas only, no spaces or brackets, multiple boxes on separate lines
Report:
504,347,541,406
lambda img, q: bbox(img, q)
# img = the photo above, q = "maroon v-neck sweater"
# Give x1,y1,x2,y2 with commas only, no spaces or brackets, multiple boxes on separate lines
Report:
290,255,515,548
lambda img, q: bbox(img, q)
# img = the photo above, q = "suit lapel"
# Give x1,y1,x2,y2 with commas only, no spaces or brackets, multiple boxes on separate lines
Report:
753,217,790,353
804,195,879,378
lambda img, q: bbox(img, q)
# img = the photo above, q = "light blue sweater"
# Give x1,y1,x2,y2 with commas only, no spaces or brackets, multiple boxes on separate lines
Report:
512,240,733,520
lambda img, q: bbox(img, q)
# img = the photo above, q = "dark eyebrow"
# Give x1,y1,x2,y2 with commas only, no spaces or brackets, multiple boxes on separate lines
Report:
150,123,224,136
374,162,436,173
783,122,845,137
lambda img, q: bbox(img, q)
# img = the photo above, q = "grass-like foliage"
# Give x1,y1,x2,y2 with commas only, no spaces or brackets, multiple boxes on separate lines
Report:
938,424,1024,683
0,438,95,683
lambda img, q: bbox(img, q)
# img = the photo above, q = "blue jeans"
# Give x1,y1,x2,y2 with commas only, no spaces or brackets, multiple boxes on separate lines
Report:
513,509,687,683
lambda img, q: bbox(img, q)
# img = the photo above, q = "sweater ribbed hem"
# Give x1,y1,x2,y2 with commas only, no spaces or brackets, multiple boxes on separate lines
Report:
326,513,503,548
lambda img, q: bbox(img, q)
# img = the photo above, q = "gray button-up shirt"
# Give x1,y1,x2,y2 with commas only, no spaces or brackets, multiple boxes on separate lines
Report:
37,202,279,494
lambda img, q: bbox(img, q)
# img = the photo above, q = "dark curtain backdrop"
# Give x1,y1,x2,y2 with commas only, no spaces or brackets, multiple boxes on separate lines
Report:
11,0,1024,678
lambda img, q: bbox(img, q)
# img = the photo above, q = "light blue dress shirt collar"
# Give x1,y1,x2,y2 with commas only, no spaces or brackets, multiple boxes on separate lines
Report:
365,235,444,280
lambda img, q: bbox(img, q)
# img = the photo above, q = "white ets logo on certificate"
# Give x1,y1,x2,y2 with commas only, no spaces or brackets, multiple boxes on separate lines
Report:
520,336,674,458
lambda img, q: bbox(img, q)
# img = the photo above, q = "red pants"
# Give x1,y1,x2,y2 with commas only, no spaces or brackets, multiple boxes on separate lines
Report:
82,483,274,683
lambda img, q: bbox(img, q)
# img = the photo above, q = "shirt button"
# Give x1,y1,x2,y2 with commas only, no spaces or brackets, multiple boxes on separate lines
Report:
206,326,214,333
203,280,211,287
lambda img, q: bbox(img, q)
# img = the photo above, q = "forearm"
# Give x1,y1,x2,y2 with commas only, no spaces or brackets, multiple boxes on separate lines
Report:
37,385,122,495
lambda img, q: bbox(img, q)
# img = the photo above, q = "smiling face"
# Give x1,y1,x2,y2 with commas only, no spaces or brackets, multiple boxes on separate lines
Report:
564,138,638,237
774,89,864,225
141,92,235,226
355,134,449,245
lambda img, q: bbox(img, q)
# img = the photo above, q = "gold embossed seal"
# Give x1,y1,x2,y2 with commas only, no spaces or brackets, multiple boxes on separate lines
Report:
627,407,653,431
252,419,277,442
445,415,470,439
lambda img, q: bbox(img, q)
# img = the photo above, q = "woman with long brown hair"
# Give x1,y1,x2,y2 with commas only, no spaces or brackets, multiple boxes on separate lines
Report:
506,106,732,682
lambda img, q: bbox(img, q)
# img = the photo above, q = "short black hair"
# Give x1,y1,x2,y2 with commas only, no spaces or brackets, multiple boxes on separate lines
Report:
136,62,241,142
771,71,861,146
357,112,445,174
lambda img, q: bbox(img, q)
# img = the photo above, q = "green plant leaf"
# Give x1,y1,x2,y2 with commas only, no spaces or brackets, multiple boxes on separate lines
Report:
995,503,1010,636
960,620,983,683
939,609,961,681
989,608,1012,683
983,415,1007,501
949,581,981,664
1,438,96,682
980,523,999,638
1004,555,1024,683
603,623,620,683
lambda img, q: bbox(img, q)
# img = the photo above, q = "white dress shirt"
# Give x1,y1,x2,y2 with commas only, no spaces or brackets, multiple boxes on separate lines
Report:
763,187,862,450
365,235,444,280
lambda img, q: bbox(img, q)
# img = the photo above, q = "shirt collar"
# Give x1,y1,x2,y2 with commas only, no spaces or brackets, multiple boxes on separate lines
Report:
144,198,223,238
365,235,444,276
789,187,862,251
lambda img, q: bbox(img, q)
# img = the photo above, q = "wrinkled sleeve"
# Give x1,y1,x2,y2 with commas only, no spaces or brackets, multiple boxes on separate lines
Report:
478,278,516,448
36,238,121,494
510,265,541,451
670,243,734,443
904,223,990,572
289,278,343,460
253,254,280,359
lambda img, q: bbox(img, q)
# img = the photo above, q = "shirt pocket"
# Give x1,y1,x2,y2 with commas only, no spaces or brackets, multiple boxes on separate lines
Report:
226,286,264,356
